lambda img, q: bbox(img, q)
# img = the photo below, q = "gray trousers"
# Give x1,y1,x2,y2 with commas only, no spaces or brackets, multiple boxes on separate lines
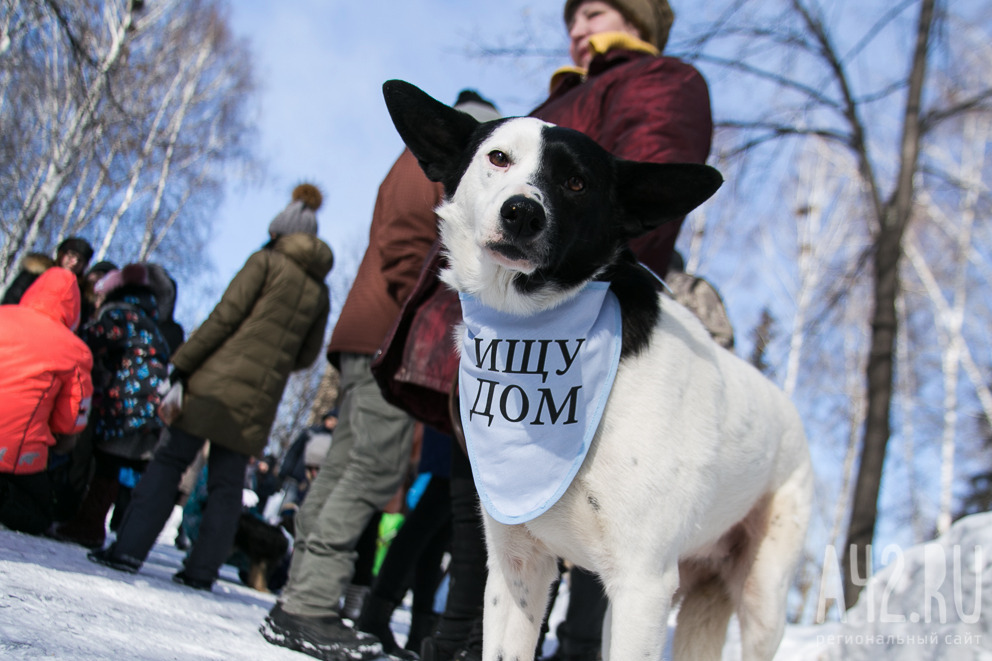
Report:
280,353,415,616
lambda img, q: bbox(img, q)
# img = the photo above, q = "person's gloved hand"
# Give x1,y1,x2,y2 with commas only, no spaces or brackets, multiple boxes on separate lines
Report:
158,381,184,425
169,368,189,385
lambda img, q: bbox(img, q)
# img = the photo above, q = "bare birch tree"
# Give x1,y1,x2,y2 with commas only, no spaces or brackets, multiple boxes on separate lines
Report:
903,113,992,534
667,0,992,607
0,0,256,288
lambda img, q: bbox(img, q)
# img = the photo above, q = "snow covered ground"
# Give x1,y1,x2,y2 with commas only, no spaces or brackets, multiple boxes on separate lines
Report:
2,513,991,659
0,526,305,660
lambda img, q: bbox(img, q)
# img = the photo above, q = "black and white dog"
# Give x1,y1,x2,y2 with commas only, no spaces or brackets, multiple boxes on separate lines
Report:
383,80,812,661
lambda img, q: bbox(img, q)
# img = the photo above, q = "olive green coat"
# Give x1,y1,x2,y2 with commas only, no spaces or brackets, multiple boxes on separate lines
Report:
172,234,333,457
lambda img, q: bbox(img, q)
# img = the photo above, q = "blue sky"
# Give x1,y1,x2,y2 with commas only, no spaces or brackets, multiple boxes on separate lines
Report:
194,1,568,325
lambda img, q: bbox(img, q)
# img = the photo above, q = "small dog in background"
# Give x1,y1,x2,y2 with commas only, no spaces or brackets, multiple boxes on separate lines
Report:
383,80,812,661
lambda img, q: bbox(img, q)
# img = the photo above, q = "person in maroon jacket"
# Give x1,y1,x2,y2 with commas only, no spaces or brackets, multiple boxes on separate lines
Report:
531,0,713,277
529,2,715,660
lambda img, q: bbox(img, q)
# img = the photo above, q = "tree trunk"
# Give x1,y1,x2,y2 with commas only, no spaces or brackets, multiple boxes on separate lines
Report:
842,0,935,608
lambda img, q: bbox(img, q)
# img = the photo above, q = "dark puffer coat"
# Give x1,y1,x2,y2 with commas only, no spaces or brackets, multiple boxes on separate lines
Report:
171,233,333,457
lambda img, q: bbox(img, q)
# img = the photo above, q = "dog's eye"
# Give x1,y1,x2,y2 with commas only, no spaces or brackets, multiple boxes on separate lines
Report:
488,150,510,167
566,176,585,192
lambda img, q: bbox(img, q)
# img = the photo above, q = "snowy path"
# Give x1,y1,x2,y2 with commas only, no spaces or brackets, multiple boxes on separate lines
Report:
1,528,323,660
4,513,992,659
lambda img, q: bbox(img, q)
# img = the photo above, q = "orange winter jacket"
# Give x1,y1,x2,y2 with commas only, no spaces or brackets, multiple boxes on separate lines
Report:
0,268,93,474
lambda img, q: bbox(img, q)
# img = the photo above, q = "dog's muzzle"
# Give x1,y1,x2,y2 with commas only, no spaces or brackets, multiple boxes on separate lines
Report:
500,195,545,242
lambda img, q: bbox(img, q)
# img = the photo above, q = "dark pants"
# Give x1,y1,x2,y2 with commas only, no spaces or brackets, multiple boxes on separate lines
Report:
372,475,452,612
553,567,609,657
55,450,148,547
113,426,249,582
431,441,488,648
353,511,383,588
0,471,53,534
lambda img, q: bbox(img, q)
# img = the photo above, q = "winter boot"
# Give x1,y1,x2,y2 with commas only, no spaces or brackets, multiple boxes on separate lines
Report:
540,649,602,661
87,543,142,574
175,526,190,550
260,603,383,661
357,593,407,657
419,637,481,661
420,614,482,661
341,583,371,622
418,637,451,661
173,570,214,592
405,608,437,655
51,474,119,549
540,647,602,661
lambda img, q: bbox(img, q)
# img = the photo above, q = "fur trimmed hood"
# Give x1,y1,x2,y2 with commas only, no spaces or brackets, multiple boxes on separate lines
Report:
20,252,56,275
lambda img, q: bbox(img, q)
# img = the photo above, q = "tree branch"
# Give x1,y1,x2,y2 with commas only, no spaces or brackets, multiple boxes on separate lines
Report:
693,53,844,111
921,88,992,133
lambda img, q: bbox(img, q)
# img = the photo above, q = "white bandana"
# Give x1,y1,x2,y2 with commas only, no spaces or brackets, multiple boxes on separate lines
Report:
458,283,622,524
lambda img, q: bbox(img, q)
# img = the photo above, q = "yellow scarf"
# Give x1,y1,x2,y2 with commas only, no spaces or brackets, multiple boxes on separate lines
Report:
549,32,660,91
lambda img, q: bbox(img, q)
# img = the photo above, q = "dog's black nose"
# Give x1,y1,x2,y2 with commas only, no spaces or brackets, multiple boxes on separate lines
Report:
500,195,545,241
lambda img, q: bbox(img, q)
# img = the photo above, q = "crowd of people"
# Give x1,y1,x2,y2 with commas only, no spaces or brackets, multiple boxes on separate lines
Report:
0,2,738,661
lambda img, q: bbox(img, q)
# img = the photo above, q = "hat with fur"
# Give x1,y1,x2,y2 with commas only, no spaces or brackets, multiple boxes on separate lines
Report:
564,0,674,53
268,183,322,237
93,263,150,295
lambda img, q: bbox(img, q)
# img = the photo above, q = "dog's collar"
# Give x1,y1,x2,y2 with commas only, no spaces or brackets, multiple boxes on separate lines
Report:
457,283,622,524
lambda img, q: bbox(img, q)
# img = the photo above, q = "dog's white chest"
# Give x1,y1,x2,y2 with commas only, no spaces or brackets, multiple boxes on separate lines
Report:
458,283,622,524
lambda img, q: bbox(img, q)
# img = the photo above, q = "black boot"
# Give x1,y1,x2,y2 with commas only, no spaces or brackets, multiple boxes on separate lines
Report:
420,615,481,661
87,544,142,574
173,570,214,591
357,593,417,659
260,603,383,661
419,636,455,661
405,608,437,655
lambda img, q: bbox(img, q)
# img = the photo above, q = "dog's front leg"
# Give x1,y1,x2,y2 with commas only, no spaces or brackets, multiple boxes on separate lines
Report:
481,516,558,661
602,565,679,660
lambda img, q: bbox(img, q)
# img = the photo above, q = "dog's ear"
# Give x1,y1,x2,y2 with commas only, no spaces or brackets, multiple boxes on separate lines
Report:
616,161,723,237
383,80,480,184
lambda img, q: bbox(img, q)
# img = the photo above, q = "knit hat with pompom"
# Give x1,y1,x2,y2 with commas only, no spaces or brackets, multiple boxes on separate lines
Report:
268,183,322,237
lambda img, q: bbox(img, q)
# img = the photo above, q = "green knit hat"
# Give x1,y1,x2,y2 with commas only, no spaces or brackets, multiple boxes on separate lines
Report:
564,0,675,53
